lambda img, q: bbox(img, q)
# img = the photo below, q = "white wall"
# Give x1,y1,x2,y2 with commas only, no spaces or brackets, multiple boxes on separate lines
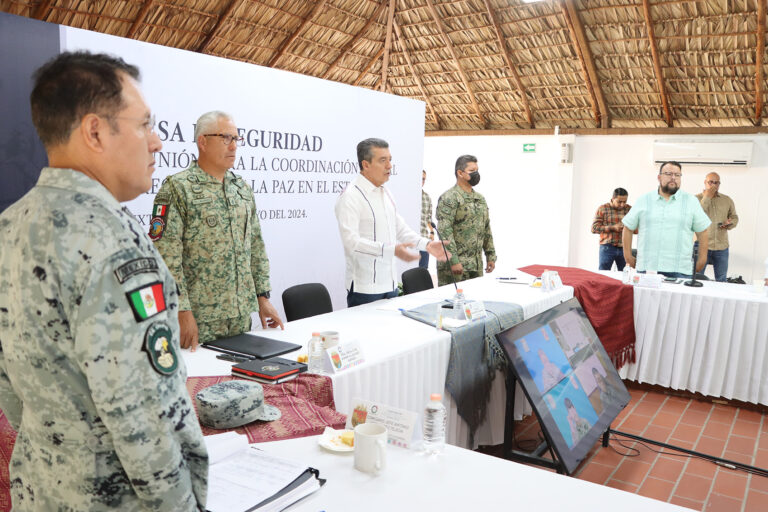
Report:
425,133,768,282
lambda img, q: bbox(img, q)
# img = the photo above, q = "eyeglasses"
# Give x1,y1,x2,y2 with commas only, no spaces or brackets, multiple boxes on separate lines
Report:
113,114,156,134
706,180,720,185
204,133,243,145
660,172,682,178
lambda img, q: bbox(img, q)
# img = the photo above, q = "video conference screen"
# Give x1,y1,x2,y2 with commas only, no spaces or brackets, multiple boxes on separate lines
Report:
496,297,630,474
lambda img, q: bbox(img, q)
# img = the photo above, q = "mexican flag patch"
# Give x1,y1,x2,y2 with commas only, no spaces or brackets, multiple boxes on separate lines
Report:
153,204,167,217
126,281,166,321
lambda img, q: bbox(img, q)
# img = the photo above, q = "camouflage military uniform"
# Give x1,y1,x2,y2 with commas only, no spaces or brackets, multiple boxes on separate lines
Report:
0,168,208,511
151,163,271,342
436,184,496,286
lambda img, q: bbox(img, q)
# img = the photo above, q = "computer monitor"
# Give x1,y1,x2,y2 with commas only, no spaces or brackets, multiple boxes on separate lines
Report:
496,297,631,474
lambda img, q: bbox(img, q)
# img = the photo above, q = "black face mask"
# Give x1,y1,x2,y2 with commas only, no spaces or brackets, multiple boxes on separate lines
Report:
466,170,480,187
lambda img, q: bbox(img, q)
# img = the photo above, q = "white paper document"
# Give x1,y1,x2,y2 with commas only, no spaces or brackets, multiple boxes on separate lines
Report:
206,445,310,512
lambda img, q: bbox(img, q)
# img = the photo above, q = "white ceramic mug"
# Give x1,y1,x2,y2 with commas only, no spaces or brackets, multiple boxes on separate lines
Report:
320,331,339,349
353,422,387,474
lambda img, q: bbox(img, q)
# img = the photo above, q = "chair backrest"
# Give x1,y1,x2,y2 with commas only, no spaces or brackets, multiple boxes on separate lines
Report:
401,267,434,295
281,283,333,322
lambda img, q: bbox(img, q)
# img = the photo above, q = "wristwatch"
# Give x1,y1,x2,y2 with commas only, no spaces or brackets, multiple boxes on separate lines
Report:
257,291,271,299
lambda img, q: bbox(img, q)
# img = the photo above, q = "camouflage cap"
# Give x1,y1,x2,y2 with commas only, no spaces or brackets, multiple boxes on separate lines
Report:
195,380,281,429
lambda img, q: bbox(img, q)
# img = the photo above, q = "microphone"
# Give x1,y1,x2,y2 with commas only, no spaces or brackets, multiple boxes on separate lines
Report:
684,244,703,287
430,221,458,293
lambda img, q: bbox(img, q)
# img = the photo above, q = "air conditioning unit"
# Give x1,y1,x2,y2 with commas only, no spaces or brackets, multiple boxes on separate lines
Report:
653,140,753,167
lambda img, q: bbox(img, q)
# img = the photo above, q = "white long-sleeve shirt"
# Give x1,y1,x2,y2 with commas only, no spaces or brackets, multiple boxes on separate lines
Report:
335,174,428,294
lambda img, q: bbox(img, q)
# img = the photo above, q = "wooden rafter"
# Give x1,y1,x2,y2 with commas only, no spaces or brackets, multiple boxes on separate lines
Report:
756,0,766,125
322,1,386,80
353,47,385,86
482,0,534,128
33,0,54,20
127,0,154,39
393,20,440,128
561,0,609,128
424,0,486,127
380,0,396,92
642,0,672,127
268,0,327,68
198,0,241,53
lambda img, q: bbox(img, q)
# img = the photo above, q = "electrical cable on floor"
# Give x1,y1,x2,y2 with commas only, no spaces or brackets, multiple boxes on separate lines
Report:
607,432,768,479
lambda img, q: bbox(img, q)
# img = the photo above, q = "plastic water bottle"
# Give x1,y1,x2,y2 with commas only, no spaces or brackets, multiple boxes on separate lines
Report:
610,260,618,273
622,265,630,284
423,393,446,454
451,288,466,320
308,332,325,375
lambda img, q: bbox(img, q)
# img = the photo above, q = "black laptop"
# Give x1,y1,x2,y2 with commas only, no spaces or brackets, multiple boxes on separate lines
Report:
202,332,302,360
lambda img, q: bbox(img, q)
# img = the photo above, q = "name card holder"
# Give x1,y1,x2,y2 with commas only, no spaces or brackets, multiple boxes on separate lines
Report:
324,341,365,373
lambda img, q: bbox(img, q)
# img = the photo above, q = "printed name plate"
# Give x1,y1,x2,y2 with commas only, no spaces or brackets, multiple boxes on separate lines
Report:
324,341,365,374
346,397,418,448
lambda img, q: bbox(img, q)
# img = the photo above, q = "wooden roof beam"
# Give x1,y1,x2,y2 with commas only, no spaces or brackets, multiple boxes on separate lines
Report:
33,0,54,20
268,0,327,68
127,0,154,39
198,0,241,54
755,0,766,125
380,0,396,92
393,20,441,128
353,47,385,86
424,0,487,128
642,0,673,126
322,1,386,79
482,0,534,129
561,0,609,128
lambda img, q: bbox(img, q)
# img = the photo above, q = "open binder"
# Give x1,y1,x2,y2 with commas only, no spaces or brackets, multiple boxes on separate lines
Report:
204,434,325,512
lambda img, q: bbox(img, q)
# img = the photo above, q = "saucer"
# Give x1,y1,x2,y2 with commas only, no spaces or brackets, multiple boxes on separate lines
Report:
318,427,354,453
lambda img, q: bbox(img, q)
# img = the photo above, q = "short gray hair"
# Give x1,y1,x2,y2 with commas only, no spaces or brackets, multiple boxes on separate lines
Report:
357,138,389,171
194,111,234,141
454,154,477,177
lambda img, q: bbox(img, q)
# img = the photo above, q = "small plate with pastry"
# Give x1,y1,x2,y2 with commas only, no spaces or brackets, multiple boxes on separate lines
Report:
318,426,354,453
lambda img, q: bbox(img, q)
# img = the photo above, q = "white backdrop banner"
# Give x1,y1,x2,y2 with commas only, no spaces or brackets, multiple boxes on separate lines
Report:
60,26,426,319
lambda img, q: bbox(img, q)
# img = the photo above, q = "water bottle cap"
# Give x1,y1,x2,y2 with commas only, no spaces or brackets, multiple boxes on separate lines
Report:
457,289,463,293
430,393,442,401
311,332,321,336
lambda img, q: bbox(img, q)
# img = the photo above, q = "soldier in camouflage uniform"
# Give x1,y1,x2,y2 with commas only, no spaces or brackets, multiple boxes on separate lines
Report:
436,154,497,286
151,111,283,350
0,52,207,510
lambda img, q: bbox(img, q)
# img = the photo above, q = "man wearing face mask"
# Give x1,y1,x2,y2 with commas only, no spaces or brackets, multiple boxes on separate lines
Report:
436,154,496,286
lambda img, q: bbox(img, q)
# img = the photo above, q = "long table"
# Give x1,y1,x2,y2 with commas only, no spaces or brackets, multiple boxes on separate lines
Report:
253,434,694,511
183,273,574,449
598,271,768,405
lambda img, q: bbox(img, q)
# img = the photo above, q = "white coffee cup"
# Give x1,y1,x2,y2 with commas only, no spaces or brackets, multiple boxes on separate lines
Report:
320,331,339,349
353,423,387,474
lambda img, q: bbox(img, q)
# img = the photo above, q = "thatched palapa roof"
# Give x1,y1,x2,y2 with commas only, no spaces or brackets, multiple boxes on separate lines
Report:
3,0,767,134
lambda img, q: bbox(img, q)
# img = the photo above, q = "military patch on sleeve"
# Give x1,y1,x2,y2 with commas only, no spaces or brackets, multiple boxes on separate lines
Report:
148,204,168,240
148,216,165,240
114,257,159,284
143,321,178,375
126,281,167,321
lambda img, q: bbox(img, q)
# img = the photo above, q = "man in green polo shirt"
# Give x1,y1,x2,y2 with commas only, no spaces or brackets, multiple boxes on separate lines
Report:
621,161,711,278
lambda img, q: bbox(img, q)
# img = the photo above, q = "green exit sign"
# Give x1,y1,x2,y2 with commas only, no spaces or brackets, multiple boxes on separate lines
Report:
523,143,536,153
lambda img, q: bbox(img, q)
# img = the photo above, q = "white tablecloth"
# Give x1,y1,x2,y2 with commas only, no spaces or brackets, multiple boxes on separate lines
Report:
253,435,693,511
600,272,768,405
183,273,574,449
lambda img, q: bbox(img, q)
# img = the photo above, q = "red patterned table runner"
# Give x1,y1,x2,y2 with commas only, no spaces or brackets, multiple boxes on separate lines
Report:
520,265,636,370
0,373,345,511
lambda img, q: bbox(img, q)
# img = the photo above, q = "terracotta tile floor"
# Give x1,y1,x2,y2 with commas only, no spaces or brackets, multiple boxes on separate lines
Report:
484,382,768,511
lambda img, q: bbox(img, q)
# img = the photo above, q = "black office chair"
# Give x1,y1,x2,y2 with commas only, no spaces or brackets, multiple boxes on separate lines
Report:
401,267,434,295
281,283,333,322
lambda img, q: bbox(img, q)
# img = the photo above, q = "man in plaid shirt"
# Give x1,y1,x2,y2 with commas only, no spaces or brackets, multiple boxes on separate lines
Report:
591,187,631,270
419,170,435,268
